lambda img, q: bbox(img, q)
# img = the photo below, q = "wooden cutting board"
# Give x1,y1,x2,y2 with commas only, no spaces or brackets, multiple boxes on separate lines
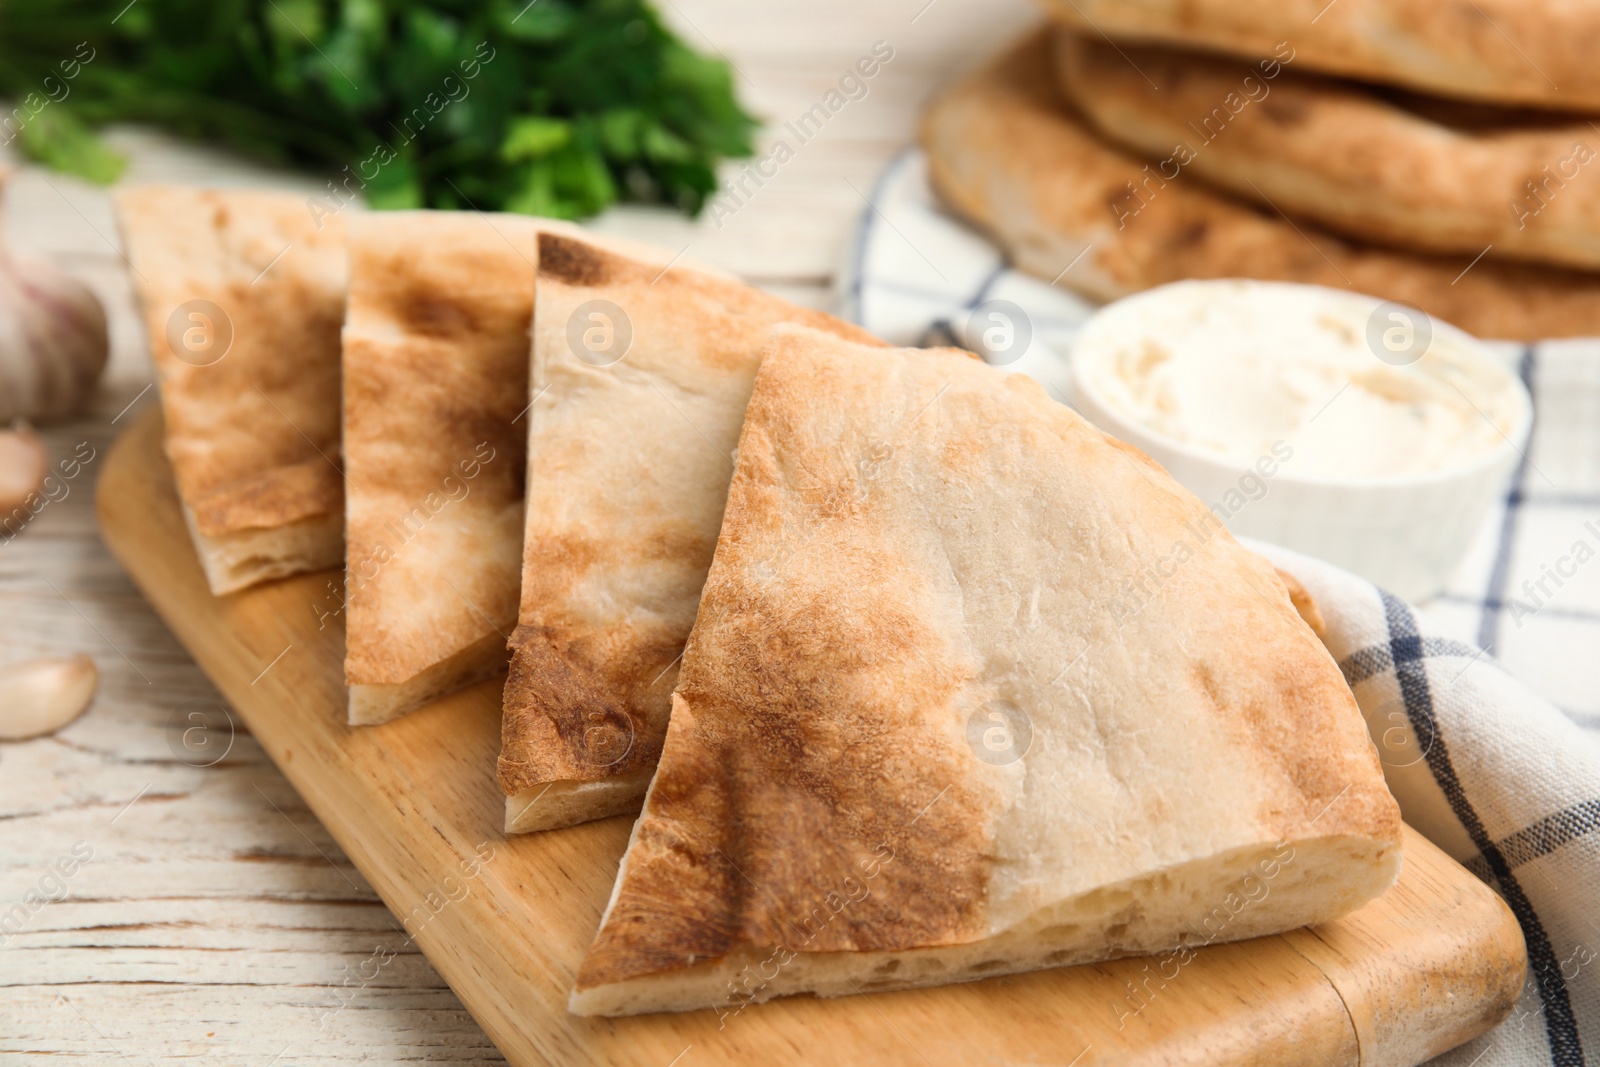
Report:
98,406,1526,1067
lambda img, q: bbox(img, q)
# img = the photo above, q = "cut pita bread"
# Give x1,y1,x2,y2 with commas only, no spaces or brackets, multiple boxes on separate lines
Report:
570,326,1402,1016
341,212,542,725
919,30,1600,340
498,234,882,832
117,187,346,595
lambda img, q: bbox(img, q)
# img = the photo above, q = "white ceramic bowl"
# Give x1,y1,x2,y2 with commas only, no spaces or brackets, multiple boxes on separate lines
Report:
1066,281,1533,602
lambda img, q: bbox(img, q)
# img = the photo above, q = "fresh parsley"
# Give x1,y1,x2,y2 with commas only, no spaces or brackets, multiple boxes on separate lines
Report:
0,0,757,218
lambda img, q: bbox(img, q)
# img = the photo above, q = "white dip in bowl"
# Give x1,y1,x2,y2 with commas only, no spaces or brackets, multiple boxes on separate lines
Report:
1068,279,1532,599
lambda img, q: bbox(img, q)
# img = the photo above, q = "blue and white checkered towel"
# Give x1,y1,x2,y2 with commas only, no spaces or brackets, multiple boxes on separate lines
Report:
839,149,1600,1066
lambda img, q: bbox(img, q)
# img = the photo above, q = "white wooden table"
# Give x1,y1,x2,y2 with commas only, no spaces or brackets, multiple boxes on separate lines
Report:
0,3,1037,1062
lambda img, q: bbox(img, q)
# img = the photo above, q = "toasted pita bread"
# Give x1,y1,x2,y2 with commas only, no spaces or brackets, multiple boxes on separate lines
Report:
341,213,543,725
117,187,346,595
1039,0,1600,112
1055,32,1600,270
570,326,1402,1016
919,31,1600,340
498,234,882,832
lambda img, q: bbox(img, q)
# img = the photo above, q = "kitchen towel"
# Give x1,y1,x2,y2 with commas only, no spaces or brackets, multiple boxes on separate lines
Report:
841,149,1600,1067
1261,541,1600,1067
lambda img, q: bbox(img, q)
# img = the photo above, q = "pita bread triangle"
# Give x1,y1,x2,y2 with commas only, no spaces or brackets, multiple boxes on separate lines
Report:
570,326,1402,1016
116,187,347,595
341,212,541,724
498,233,884,832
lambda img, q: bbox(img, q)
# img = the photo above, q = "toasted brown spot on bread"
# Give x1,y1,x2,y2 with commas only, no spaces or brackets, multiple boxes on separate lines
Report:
538,232,614,288
401,290,479,337
498,623,684,793
1172,219,1210,249
1262,93,1311,125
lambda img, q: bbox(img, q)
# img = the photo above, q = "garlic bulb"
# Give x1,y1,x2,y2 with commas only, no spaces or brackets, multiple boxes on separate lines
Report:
0,654,98,740
0,427,48,519
0,249,109,423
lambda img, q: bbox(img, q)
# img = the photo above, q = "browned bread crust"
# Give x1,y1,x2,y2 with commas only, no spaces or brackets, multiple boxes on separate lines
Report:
919,31,1600,340
1038,0,1600,111
1055,31,1600,270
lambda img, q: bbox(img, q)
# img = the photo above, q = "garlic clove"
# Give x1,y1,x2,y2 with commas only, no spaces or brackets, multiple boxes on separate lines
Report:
0,166,107,423
0,428,48,520
0,654,98,740
0,253,110,425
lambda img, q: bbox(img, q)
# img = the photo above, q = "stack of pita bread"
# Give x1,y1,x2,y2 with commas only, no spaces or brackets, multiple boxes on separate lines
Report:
117,188,1401,1016
923,10,1600,340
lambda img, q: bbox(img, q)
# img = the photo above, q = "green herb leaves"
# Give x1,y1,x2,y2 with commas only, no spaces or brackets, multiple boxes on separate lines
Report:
0,0,756,219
